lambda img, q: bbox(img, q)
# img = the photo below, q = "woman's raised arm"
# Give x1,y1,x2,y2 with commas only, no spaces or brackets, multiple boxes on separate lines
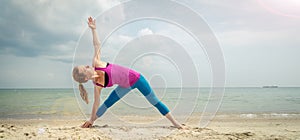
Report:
88,17,102,67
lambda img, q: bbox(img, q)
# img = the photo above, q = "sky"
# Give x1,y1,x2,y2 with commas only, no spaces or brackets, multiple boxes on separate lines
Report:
0,0,299,88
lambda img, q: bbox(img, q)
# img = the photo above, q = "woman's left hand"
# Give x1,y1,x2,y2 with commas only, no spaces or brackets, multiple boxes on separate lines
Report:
81,120,93,128
87,16,96,30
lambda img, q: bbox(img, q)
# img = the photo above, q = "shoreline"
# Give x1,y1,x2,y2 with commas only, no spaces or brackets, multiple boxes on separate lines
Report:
1,112,300,120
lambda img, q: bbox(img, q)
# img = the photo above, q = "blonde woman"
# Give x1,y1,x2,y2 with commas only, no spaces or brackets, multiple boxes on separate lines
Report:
72,17,183,129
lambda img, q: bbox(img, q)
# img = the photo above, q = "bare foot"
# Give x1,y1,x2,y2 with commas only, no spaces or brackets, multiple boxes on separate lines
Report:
165,113,189,129
171,123,189,129
175,124,189,130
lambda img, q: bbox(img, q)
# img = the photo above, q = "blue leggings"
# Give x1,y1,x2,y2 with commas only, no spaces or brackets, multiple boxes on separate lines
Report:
96,75,170,117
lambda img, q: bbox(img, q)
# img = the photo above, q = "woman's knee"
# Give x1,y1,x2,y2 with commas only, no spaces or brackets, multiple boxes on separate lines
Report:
145,92,160,105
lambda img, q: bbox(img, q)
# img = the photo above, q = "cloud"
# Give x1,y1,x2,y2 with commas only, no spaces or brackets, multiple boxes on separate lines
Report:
187,0,300,50
137,28,154,37
0,0,121,63
1,0,299,88
0,54,73,88
218,29,300,48
191,0,300,32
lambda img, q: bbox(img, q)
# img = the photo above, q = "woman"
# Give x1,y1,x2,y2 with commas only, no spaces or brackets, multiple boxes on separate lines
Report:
72,17,184,129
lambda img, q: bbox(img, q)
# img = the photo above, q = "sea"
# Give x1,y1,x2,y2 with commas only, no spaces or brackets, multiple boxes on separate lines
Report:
0,87,299,119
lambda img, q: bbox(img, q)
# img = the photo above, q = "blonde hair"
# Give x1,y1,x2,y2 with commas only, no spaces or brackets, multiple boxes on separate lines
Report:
72,66,89,104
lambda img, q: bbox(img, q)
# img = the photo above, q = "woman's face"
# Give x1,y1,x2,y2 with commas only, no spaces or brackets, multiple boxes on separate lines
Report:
79,65,94,80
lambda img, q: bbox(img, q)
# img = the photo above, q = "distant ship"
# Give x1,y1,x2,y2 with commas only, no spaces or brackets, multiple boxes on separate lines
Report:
262,85,278,88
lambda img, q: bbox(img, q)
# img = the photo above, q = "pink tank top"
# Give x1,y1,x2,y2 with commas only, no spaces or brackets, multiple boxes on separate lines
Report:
94,63,140,88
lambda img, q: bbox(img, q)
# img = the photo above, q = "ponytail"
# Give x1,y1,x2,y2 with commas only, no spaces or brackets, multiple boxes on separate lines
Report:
79,83,89,104
73,66,89,104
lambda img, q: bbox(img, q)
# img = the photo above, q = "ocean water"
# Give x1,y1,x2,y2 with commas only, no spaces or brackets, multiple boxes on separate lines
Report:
0,87,299,119
0,89,81,119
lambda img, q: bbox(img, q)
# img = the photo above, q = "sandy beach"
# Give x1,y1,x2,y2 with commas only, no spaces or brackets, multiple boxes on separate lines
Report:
1,114,300,140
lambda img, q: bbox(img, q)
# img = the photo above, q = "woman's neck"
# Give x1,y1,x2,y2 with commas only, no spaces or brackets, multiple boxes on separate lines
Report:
92,71,99,78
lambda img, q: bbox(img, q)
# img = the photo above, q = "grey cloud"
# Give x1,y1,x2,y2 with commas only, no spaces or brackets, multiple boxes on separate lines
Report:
191,0,300,32
0,0,120,62
0,1,73,58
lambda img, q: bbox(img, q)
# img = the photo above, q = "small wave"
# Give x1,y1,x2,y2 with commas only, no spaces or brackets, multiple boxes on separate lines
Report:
239,113,300,118
240,114,257,118
262,113,300,118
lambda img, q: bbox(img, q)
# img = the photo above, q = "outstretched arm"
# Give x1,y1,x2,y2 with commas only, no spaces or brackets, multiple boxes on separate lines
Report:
81,86,102,128
88,17,102,67
90,86,101,122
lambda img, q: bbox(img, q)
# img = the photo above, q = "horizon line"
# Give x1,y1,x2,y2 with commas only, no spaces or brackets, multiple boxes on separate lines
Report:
0,86,299,89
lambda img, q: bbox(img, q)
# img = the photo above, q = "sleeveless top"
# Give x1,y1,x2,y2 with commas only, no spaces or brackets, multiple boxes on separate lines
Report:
93,63,140,88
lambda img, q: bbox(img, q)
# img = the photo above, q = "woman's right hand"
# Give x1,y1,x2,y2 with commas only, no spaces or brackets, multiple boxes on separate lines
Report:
88,16,96,30
81,120,93,128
